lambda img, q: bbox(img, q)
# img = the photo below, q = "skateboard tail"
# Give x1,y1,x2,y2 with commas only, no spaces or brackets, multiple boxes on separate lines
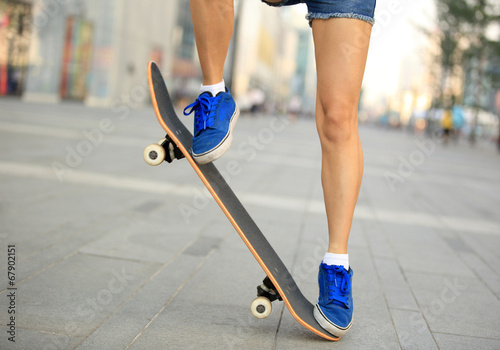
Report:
147,62,339,342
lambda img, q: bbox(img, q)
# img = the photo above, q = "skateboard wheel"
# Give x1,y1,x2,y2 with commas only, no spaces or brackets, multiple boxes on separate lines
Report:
250,296,272,319
143,143,166,166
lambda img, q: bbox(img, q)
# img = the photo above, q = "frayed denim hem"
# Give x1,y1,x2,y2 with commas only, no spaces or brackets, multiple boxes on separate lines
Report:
306,12,375,27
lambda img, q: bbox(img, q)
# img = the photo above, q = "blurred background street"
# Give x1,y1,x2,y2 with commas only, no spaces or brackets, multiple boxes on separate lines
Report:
1,0,500,349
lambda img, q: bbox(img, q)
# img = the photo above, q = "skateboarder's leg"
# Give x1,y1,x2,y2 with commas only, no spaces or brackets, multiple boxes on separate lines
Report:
312,17,372,337
186,0,239,164
312,17,370,256
191,0,234,85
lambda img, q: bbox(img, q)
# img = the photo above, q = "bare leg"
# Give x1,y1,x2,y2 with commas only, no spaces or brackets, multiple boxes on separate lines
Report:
190,0,234,85
312,18,372,254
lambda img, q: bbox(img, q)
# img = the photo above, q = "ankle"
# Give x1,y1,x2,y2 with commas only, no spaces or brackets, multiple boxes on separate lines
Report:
323,252,349,271
201,80,226,96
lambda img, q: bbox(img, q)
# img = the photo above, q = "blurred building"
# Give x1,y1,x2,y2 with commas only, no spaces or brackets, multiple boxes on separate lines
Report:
21,0,182,106
0,0,31,96
391,55,432,126
232,0,315,113
0,0,316,112
462,55,500,113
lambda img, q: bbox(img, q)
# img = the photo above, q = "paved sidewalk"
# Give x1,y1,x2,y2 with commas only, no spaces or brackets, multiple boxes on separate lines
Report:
0,98,499,350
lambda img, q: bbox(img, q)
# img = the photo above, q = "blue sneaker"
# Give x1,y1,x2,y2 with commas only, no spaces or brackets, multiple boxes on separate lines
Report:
183,89,239,164
314,263,353,338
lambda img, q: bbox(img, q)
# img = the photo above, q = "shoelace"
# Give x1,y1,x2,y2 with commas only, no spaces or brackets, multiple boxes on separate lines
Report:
183,94,221,133
324,264,351,308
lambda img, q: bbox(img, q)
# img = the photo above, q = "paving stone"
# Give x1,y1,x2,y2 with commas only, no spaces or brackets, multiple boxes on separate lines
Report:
456,251,500,298
406,272,500,339
79,214,203,264
457,232,500,274
383,226,476,277
374,258,419,311
433,333,500,350
0,253,159,338
362,223,395,260
390,308,438,350
74,252,210,350
127,236,279,350
0,327,81,350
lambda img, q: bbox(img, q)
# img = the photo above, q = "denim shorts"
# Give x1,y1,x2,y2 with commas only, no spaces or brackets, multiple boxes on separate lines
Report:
262,0,376,27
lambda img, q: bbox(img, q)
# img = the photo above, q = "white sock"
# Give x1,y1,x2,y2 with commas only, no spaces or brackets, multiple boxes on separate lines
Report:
323,253,349,271
200,80,225,97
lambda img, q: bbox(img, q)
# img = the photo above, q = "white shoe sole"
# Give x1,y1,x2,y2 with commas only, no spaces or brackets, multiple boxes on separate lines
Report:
313,304,353,338
193,105,240,164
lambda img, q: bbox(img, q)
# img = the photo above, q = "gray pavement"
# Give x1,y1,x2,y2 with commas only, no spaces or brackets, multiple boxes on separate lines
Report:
0,98,499,350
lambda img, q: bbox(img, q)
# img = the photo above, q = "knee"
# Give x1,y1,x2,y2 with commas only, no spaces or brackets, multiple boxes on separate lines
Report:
317,100,358,145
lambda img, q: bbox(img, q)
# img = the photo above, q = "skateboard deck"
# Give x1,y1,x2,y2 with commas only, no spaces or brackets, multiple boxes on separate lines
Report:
145,61,338,341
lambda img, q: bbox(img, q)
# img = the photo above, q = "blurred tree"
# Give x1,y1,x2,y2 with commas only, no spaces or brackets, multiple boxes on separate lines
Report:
432,0,500,144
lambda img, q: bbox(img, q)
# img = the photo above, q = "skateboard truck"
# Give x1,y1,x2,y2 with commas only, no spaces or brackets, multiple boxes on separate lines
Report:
250,276,282,319
143,134,185,165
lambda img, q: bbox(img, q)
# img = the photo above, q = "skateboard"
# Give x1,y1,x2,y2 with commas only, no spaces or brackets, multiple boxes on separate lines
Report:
143,61,338,341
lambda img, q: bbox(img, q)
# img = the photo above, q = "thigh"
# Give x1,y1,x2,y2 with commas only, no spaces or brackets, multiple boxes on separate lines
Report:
312,18,372,110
